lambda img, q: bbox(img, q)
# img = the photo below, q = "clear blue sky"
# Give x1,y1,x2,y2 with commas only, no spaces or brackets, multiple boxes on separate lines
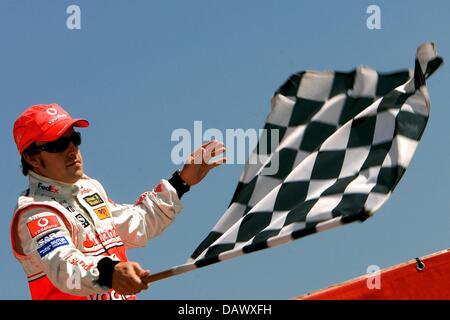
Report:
1,0,449,299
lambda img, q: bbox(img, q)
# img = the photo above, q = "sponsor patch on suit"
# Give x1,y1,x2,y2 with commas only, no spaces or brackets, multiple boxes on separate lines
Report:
94,206,111,220
75,214,90,228
83,193,104,207
37,236,69,257
27,216,61,238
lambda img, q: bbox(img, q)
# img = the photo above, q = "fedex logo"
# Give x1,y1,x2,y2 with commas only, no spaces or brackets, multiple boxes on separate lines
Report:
37,182,59,194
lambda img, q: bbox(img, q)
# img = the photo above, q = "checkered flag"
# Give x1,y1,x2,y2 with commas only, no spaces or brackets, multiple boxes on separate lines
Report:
143,43,443,284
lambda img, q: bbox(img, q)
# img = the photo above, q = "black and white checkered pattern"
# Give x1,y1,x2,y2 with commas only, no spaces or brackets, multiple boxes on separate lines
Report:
147,44,442,282
183,43,442,270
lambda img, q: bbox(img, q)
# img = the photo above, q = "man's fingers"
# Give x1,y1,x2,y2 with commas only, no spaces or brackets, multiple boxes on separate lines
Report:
132,263,147,275
130,263,147,281
200,141,212,148
200,140,220,148
120,270,143,293
210,157,227,168
122,276,145,293
137,268,151,286
210,146,226,158
204,140,224,152
112,262,151,295
138,269,150,278
186,141,225,165
132,264,151,290
188,147,204,164
140,270,150,289
131,273,143,285
204,142,225,162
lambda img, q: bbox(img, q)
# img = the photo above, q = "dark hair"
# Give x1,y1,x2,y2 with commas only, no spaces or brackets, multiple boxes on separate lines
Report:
21,144,37,176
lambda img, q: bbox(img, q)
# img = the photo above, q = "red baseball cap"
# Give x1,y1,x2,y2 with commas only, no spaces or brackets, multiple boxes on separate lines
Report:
13,103,89,154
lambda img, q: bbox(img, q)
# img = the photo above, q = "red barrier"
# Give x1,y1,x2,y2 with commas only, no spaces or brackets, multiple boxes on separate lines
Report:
297,249,450,300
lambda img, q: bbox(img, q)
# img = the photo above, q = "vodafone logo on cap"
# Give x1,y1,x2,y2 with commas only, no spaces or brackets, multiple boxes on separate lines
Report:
46,107,67,124
46,108,58,116
27,215,62,238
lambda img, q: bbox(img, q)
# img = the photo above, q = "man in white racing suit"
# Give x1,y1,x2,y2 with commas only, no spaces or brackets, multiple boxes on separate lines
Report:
11,103,226,300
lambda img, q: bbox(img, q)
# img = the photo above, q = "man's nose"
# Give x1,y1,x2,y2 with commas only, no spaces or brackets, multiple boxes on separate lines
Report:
66,141,79,155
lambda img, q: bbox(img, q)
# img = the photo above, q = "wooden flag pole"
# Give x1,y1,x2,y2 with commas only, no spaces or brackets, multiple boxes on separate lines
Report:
142,263,197,284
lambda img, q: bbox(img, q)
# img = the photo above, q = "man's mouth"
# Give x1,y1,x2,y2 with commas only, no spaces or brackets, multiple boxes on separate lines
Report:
67,160,81,167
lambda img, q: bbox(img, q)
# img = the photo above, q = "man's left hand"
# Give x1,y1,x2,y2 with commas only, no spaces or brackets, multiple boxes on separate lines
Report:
179,140,226,187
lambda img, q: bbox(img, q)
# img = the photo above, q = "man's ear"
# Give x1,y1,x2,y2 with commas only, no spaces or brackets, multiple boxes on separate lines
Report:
23,153,42,171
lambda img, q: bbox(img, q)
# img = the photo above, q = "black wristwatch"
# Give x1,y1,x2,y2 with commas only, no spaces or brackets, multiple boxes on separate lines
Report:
168,170,191,198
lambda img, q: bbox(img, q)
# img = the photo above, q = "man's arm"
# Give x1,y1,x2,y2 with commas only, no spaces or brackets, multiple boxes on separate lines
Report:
103,178,184,248
100,140,226,249
15,208,147,296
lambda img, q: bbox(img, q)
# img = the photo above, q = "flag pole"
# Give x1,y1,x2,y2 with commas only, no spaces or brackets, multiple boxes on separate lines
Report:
142,262,197,284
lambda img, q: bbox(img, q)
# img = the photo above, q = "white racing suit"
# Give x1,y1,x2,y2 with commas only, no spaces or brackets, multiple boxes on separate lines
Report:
11,171,183,300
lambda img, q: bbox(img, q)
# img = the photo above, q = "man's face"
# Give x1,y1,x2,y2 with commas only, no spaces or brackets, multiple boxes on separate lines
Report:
27,127,84,184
